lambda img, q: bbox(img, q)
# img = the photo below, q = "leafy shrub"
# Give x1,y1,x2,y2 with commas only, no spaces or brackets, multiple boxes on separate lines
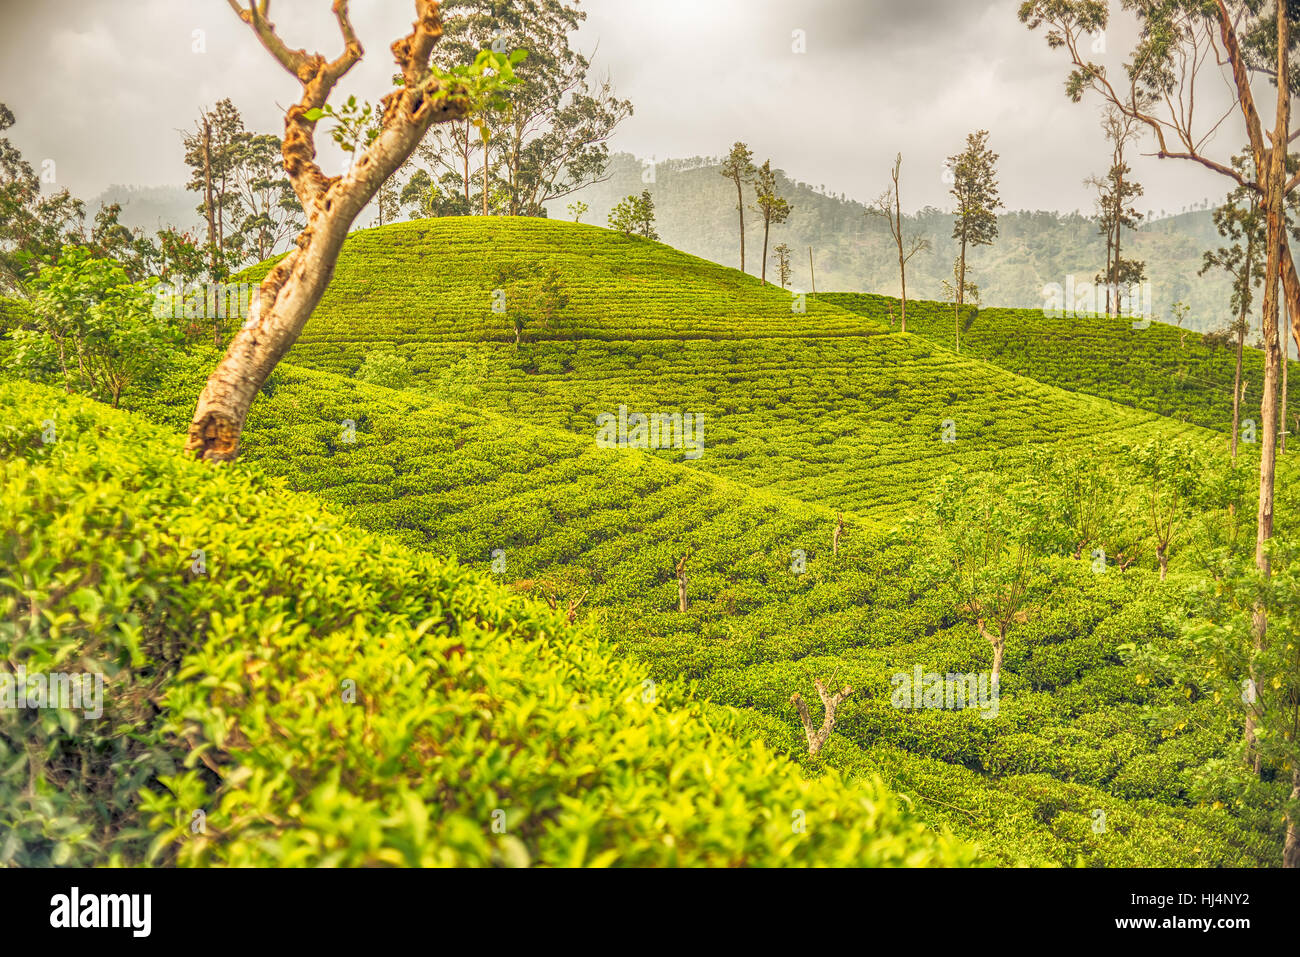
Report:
355,351,412,390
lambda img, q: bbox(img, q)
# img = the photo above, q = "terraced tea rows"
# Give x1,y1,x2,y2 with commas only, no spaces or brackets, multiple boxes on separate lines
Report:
822,291,1300,436
129,361,1285,865
255,220,1208,521
244,218,882,350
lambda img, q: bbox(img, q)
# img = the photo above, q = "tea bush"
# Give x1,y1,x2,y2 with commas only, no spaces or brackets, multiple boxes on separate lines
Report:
0,379,973,866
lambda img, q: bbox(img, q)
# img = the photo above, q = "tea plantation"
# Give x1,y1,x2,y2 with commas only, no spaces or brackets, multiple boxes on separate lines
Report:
0,379,980,867
820,291,1300,437
4,217,1295,867
128,358,1287,865
251,219,1212,521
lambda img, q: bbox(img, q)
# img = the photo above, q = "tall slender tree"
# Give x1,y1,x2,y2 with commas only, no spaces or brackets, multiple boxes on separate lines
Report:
720,142,755,274
869,153,929,333
947,130,1002,352
751,160,791,286
1088,106,1146,316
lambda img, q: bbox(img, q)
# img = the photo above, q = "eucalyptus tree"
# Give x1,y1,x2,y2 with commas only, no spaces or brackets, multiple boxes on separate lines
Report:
186,0,522,462
720,142,755,273
751,160,791,286
419,0,632,217
947,130,1002,351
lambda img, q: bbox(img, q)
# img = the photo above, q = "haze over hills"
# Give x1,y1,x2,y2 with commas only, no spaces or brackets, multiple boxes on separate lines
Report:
94,153,1235,334
548,153,1233,333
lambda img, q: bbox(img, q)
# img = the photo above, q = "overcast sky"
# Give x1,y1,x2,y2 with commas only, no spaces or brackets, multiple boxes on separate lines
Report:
0,0,1240,216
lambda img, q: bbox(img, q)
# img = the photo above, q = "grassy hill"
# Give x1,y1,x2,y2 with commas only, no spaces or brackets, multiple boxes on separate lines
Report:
7,216,1293,867
822,292,1300,440
251,218,1210,522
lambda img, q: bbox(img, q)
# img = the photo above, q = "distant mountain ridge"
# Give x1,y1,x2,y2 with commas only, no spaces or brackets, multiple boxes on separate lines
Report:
547,153,1234,333
92,154,1236,334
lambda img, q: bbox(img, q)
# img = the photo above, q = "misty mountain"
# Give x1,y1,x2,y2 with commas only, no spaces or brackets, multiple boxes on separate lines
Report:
547,153,1236,333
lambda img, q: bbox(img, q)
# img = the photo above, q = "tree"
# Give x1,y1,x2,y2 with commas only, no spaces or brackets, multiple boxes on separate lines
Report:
868,153,929,332
608,190,656,239
790,680,853,757
0,104,84,294
947,130,1002,352
567,200,587,222
933,477,1043,690
399,165,470,218
183,99,246,277
772,242,792,289
7,247,180,408
493,262,568,348
751,160,791,286
230,132,303,261
1127,438,1204,580
419,0,632,217
186,1,522,462
1087,106,1146,316
720,142,755,273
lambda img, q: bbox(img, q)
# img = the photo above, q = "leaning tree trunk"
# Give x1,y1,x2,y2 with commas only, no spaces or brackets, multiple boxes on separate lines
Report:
186,1,469,462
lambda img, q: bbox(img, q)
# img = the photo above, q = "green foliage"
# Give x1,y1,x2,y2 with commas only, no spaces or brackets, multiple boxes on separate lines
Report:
0,378,974,867
355,351,412,391
5,247,180,407
1128,537,1300,834
608,190,657,240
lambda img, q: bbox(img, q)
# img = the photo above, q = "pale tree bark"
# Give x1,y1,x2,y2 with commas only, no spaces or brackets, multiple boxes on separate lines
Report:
790,679,853,756
1246,0,1289,779
832,512,844,558
977,620,1005,689
675,552,689,613
187,0,471,461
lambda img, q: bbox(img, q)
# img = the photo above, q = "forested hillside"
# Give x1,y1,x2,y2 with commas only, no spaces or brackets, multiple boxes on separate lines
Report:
549,153,1232,331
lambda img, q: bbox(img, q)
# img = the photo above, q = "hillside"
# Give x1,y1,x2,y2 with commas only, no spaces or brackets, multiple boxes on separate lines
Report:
127,217,1297,865
7,218,1293,868
549,153,1234,331
125,356,1281,866
0,377,973,867
821,292,1300,438
248,218,1210,522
